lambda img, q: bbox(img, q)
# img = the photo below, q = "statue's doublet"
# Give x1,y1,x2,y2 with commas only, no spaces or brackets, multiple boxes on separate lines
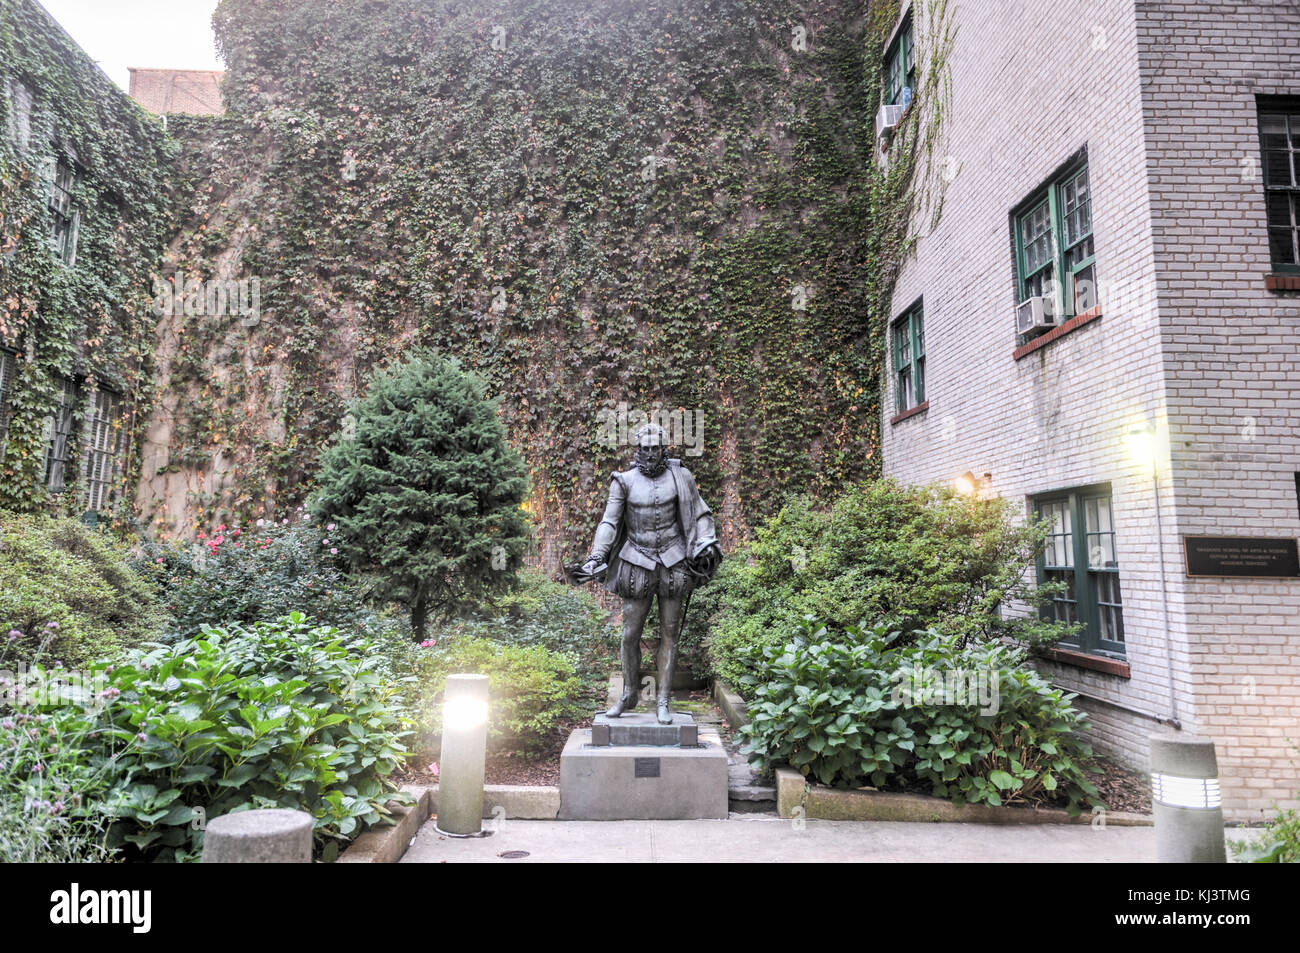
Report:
612,467,687,569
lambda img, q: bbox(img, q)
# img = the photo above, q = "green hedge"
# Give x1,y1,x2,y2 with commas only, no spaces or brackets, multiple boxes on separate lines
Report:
0,512,166,668
1,612,412,863
739,617,1102,814
701,480,1073,686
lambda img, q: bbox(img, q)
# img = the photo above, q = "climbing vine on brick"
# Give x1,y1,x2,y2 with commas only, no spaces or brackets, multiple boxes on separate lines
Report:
152,0,950,564
0,0,176,518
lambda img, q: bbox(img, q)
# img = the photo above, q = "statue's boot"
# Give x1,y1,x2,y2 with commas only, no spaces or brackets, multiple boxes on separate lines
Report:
605,690,638,718
605,626,642,718
655,593,683,725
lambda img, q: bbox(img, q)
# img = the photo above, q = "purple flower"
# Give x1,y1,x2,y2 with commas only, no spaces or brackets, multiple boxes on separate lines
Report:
327,523,336,531
45,621,58,630
135,732,147,743
329,547,338,555
7,629,20,641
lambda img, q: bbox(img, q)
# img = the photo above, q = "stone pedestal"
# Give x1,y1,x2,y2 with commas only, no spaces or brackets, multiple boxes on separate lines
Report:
558,719,729,820
591,711,698,747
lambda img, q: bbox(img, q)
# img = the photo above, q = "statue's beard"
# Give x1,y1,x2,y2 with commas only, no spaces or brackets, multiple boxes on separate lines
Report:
635,452,667,477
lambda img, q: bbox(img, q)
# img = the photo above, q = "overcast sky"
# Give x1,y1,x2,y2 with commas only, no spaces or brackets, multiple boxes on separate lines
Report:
35,0,223,91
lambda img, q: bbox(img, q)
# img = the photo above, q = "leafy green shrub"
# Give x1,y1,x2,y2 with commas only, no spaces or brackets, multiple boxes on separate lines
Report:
139,512,397,640
0,511,166,668
0,648,129,862
422,569,618,687
738,617,1102,814
403,636,586,758
1232,788,1300,862
704,480,1073,686
2,613,412,862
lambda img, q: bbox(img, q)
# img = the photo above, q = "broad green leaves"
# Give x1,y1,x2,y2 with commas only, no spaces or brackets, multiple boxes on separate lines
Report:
737,616,1104,813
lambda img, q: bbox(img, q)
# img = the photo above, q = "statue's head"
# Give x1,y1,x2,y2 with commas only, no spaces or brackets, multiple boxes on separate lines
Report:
633,423,668,477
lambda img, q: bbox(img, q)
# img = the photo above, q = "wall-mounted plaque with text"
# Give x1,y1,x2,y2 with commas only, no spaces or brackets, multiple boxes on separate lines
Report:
1183,536,1300,578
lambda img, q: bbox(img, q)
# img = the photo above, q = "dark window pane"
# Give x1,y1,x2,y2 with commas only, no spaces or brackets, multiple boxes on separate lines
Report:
1269,228,1298,266
1260,115,1289,151
1265,150,1295,187
1073,263,1097,314
1025,265,1054,299
1062,169,1092,245
1266,191,1294,228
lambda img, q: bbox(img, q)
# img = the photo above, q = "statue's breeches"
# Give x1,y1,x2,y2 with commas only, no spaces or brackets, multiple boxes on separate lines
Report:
610,560,696,600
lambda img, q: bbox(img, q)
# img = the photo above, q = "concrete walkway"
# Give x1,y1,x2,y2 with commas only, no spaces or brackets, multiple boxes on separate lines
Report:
400,814,1165,863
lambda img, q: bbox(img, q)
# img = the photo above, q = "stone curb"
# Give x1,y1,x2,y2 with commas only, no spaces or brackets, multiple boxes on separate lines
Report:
337,785,433,863
337,782,566,862
711,679,749,729
774,768,1153,826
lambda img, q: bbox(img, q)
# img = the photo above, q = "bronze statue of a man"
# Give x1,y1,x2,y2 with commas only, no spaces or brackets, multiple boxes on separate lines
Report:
572,423,722,724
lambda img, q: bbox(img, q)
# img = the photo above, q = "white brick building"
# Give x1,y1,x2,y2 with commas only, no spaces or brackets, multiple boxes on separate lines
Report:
879,0,1300,819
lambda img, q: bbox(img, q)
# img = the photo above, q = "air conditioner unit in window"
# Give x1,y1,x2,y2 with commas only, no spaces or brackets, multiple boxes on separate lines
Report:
875,103,906,140
1016,295,1058,335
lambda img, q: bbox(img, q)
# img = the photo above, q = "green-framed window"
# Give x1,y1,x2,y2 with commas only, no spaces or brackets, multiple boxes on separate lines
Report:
0,348,16,458
1259,101,1300,274
43,375,79,492
1013,159,1097,329
7,75,34,153
83,387,122,513
884,11,915,108
1033,486,1125,657
892,301,924,414
48,159,79,267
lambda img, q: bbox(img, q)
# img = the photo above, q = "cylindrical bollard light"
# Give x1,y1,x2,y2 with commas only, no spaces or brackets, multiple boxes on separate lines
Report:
1149,734,1226,863
201,808,314,863
437,673,490,836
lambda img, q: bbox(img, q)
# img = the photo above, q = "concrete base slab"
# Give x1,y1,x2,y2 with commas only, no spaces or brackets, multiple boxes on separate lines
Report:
559,727,729,820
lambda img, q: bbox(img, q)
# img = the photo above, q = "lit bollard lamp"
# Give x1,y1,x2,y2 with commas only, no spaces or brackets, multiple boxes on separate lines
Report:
436,673,490,837
1149,734,1226,863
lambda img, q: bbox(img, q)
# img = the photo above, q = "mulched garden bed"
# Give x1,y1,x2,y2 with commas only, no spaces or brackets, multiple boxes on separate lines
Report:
1084,756,1151,815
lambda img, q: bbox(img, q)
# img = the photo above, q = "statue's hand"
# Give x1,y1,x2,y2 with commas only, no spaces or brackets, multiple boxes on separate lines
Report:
692,542,722,577
565,555,605,585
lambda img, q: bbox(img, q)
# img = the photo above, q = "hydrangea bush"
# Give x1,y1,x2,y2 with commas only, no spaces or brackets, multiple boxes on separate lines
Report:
738,617,1102,814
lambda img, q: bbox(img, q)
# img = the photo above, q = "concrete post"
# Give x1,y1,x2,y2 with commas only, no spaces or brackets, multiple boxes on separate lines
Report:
437,673,490,836
1149,734,1226,863
201,808,314,863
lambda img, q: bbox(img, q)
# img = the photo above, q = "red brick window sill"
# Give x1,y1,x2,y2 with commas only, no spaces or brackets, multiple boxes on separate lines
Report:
1012,306,1103,361
1265,273,1300,292
1038,644,1131,678
889,400,929,426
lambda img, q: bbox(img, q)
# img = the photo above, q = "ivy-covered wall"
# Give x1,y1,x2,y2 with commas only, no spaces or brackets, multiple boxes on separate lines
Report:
142,0,944,566
0,0,176,517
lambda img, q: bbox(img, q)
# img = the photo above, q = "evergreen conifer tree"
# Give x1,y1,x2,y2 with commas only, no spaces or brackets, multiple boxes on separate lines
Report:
312,350,530,639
